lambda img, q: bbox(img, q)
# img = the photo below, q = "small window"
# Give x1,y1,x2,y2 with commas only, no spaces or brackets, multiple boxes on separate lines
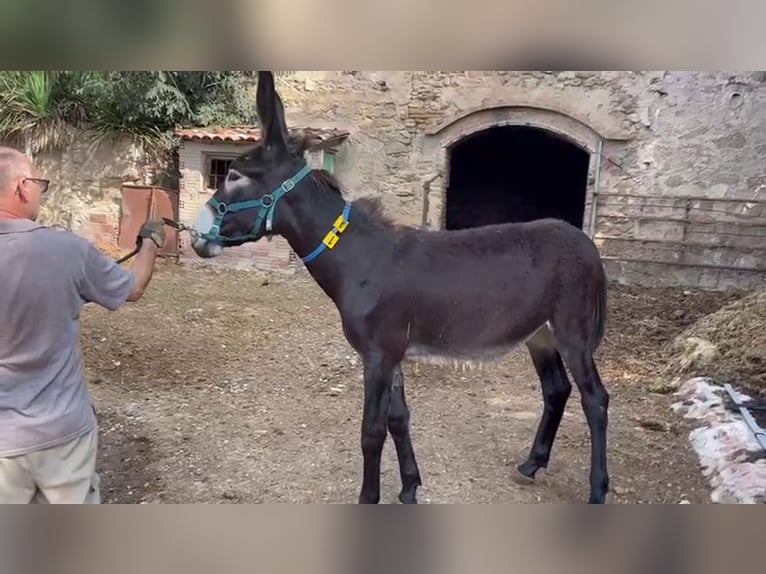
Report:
205,157,234,191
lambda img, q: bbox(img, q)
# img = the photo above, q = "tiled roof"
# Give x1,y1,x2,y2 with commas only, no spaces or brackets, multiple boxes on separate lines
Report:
175,125,350,150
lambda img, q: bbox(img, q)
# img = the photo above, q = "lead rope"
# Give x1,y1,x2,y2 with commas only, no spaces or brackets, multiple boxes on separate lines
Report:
114,218,193,264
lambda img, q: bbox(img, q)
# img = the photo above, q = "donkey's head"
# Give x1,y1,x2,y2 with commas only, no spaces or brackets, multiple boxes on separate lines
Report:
191,71,310,258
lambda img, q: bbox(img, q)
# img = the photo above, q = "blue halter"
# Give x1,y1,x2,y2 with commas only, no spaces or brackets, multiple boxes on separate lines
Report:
197,163,352,264
198,164,312,245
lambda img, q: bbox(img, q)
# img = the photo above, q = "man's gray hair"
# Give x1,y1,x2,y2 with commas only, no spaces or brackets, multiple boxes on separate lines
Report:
0,147,31,194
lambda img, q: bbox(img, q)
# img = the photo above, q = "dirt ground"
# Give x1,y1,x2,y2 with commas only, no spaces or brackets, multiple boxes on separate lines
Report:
79,261,741,504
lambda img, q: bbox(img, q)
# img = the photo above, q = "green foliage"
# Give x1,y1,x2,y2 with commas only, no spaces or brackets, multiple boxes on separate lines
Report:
0,71,89,156
168,72,258,127
84,71,257,157
83,72,186,158
0,71,257,157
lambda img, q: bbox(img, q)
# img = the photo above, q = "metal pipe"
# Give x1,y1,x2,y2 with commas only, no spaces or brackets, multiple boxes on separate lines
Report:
599,213,766,228
421,172,443,228
594,235,766,252
724,384,766,452
589,139,603,239
596,191,766,205
599,255,765,274
421,181,431,228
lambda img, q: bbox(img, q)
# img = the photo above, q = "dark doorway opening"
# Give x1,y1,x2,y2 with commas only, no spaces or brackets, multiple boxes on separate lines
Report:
445,126,590,231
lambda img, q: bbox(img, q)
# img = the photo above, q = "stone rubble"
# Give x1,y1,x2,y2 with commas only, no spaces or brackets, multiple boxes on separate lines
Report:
671,376,766,503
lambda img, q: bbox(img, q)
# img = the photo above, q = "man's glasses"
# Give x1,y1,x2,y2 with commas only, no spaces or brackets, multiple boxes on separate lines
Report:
23,178,50,194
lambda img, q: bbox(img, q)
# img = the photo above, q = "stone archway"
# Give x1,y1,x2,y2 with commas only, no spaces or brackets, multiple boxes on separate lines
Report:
445,124,591,230
416,103,630,236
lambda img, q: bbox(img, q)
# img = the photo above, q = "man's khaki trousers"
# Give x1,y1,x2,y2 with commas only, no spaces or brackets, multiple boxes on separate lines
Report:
0,428,100,504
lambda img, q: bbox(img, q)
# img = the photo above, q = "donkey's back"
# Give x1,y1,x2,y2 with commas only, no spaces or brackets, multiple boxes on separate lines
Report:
401,217,605,302
413,217,602,273
392,217,606,360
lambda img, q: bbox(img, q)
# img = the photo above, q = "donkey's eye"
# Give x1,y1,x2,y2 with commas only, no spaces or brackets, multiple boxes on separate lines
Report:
227,171,242,182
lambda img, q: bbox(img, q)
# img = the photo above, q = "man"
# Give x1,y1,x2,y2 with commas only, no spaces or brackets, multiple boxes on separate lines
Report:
0,146,166,504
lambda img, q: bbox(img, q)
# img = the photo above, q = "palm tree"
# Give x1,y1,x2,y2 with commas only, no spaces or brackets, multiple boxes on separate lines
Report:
0,71,89,159
0,71,258,162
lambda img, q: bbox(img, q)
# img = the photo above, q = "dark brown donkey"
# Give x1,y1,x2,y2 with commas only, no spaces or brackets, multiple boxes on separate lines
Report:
189,71,610,504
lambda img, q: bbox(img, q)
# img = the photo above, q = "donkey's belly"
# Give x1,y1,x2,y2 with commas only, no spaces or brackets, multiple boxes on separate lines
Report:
404,323,545,366
404,343,520,366
400,277,552,365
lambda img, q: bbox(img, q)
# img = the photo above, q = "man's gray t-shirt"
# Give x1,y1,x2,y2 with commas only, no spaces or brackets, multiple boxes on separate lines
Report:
0,219,135,457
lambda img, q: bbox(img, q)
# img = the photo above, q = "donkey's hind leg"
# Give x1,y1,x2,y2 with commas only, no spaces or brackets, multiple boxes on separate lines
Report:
518,325,573,480
564,350,609,504
388,365,422,504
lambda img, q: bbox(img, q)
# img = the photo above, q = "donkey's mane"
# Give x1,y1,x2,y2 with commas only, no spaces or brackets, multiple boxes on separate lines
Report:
287,132,402,231
309,168,400,231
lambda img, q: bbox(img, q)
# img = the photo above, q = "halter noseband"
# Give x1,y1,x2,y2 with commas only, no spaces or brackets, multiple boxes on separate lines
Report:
198,163,312,245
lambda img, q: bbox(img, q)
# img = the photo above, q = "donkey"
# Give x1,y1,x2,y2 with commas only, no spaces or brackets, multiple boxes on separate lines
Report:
190,71,610,504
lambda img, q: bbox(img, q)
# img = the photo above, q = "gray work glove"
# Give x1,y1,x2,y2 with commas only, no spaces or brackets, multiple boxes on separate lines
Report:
137,219,166,249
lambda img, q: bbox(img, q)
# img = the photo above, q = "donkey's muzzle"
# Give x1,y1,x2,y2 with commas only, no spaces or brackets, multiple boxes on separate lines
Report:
191,238,223,258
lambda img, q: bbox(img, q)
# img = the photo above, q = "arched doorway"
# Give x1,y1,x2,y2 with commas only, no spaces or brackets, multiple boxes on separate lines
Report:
445,125,590,231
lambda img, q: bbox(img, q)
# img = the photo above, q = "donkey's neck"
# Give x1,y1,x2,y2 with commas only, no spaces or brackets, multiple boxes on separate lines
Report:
277,178,393,302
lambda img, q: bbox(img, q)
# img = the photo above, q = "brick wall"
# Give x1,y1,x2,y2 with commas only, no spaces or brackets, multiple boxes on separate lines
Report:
83,212,119,252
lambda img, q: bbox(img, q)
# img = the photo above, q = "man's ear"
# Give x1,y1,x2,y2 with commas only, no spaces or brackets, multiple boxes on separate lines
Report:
15,178,30,202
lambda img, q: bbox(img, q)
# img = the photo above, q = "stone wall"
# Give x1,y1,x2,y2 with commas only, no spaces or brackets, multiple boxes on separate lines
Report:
593,71,766,290
276,71,636,224
34,133,157,252
268,71,766,289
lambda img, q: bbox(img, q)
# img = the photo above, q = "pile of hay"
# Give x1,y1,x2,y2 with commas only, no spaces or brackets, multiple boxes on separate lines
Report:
665,290,766,397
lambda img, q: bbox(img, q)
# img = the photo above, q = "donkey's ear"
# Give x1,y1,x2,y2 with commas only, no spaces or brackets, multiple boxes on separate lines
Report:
256,71,289,152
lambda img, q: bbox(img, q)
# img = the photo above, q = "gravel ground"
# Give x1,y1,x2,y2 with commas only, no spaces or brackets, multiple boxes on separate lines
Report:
79,261,738,504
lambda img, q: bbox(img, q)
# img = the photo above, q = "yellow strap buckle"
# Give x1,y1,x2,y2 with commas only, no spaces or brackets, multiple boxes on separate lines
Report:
323,230,340,249
321,212,349,250
334,215,349,233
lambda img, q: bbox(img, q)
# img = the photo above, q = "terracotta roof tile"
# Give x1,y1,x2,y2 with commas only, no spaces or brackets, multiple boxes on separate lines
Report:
175,125,349,149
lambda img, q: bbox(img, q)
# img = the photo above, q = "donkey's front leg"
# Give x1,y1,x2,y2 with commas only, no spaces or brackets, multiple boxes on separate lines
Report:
359,354,394,504
389,365,422,504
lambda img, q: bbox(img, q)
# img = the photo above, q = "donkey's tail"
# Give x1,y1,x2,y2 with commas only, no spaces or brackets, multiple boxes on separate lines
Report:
592,276,607,350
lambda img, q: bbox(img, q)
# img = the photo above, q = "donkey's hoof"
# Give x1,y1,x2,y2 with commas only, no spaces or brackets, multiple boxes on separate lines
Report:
358,492,380,504
587,493,607,504
516,459,544,482
398,489,419,504
398,474,422,504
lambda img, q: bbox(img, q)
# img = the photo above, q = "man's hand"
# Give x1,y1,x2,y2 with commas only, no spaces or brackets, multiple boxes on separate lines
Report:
126,219,165,302
137,219,166,249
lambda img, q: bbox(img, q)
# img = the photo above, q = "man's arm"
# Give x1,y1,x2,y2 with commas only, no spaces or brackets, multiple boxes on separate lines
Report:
78,219,165,310
126,239,159,302
126,219,166,302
